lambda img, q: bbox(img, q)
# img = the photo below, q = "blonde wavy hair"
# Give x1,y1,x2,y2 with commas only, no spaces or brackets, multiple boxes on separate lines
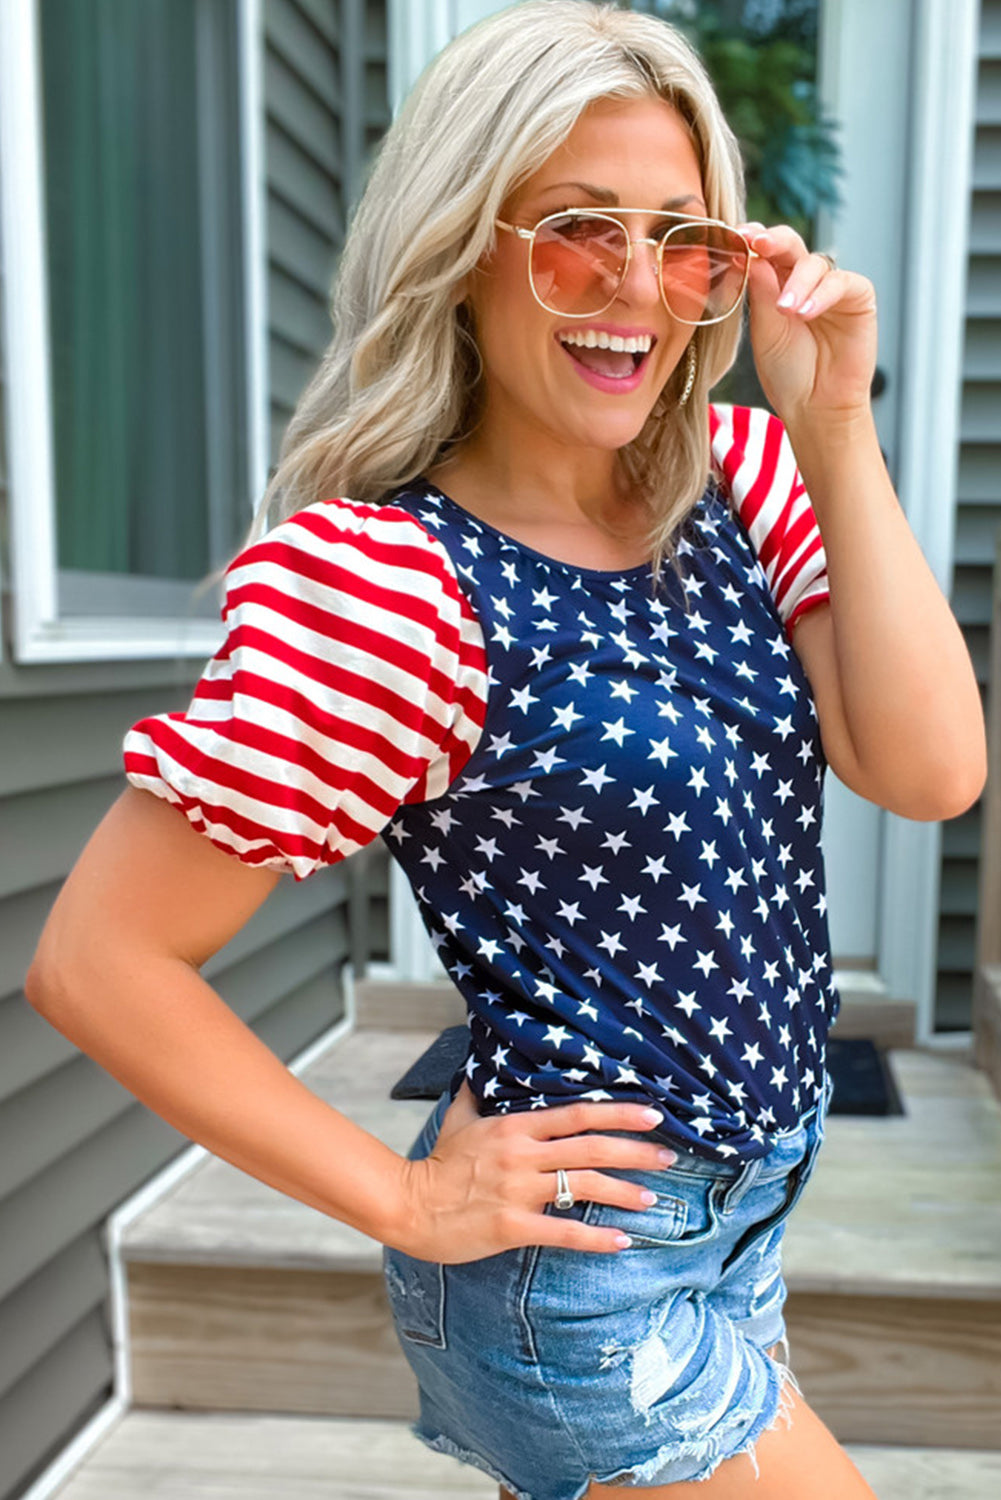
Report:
245,0,747,581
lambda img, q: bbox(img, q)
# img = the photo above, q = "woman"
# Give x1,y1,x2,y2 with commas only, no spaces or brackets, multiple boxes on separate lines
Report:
26,3,985,1498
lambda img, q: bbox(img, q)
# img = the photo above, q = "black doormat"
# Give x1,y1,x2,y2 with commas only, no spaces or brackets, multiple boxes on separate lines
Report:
826,1036,905,1116
390,1024,470,1100
390,1027,906,1117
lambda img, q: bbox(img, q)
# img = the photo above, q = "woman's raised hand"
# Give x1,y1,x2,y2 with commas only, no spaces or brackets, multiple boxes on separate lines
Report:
395,1078,677,1263
739,221,878,432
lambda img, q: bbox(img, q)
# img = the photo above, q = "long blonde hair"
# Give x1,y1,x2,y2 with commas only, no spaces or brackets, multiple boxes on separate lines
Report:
247,0,746,580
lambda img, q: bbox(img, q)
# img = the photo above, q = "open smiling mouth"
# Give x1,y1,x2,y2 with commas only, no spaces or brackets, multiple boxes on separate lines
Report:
556,330,656,381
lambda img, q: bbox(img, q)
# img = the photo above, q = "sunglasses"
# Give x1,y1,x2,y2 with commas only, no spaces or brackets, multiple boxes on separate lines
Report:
494,208,754,325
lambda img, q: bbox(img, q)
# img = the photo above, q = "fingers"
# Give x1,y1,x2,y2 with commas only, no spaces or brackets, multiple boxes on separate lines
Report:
739,221,850,321
522,1098,665,1140
538,1131,675,1172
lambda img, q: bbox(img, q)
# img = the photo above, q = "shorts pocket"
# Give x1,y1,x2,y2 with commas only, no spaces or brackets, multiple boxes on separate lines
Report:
583,1169,724,1250
383,1244,448,1349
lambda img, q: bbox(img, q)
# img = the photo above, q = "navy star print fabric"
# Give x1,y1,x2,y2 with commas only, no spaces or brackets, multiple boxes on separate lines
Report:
383,468,838,1162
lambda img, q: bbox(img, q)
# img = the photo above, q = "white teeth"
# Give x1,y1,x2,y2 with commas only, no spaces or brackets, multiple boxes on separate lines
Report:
559,330,653,354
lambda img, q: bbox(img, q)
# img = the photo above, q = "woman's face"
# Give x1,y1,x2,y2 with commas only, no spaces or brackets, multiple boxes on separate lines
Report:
464,94,706,462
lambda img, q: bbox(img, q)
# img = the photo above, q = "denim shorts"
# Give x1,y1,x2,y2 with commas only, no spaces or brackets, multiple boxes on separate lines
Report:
383,1071,834,1500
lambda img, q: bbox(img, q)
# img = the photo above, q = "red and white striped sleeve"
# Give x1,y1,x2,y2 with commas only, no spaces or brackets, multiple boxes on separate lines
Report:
122,498,489,881
709,403,830,640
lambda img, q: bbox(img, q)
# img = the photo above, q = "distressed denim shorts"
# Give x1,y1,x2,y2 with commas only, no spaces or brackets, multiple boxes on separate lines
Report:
383,1070,834,1500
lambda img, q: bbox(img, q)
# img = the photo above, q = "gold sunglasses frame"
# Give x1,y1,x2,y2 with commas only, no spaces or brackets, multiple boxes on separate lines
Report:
493,208,756,326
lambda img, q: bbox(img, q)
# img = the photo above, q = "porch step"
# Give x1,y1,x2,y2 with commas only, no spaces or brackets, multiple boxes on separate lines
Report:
120,1025,1001,1446
41,1410,1001,1499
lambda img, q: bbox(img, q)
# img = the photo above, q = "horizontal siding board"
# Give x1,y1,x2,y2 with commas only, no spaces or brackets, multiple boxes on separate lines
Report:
951,565,996,625
289,0,339,49
939,861,983,916
269,265,333,356
957,443,1001,500
0,1235,107,1406
954,508,1001,565
973,125,1001,187
0,1054,133,1205
4,908,348,1205
265,0,340,105
960,380,1001,439
981,59,1001,121
0,881,65,1004
964,317,1001,377
0,1313,111,1500
0,779,123,903
201,865,349,979
0,1098,177,1309
982,0,1001,60
0,992,79,1105
265,48,341,176
266,121,342,240
251,959,347,1058
941,809,982,861
268,194,338,297
0,688,196,800
970,190,1001,250
269,335,317,412
965,254,1001,313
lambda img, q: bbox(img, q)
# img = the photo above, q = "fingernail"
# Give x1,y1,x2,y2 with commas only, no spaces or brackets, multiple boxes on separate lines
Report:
641,1108,664,1123
615,1234,633,1249
658,1149,676,1166
640,1189,658,1205
799,297,816,315
777,291,796,309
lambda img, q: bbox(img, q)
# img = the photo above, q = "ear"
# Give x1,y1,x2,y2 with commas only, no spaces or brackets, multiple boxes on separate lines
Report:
450,273,470,308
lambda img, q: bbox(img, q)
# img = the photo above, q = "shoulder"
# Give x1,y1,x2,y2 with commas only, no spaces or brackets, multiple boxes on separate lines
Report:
221,496,476,637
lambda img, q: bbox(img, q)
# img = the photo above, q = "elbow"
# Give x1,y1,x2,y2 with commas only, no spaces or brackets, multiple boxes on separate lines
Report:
887,753,988,822
24,950,69,1018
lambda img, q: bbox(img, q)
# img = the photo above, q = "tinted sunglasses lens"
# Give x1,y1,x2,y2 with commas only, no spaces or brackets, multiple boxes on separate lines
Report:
530,214,627,314
659,223,749,323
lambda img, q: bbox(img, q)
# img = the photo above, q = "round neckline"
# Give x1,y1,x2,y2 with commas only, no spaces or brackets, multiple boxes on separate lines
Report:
412,477,657,581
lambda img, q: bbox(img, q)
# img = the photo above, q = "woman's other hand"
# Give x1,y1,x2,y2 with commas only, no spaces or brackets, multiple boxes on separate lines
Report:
739,221,878,430
396,1078,678,1263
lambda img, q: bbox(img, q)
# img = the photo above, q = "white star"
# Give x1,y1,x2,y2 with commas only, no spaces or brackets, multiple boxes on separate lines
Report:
648,735,677,766
658,923,686,949
519,868,545,894
580,864,609,891
580,764,615,793
679,882,706,910
618,893,647,920
666,811,691,839
635,961,663,986
510,684,539,713
629,786,660,814
601,717,634,746
544,1024,573,1049
642,855,670,883
598,931,626,958
552,702,584,731
694,949,719,977
536,835,566,859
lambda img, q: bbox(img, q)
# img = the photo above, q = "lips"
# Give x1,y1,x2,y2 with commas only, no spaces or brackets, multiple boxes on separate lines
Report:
555,329,657,391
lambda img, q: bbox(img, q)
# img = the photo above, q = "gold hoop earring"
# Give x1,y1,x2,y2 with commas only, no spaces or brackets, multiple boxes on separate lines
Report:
677,340,697,408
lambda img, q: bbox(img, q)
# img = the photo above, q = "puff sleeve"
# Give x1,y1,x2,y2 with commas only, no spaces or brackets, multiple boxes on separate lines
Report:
122,498,489,880
709,403,830,640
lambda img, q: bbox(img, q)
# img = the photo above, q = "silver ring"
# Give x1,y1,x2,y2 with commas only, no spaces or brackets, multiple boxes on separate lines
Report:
819,251,837,271
554,1168,575,1211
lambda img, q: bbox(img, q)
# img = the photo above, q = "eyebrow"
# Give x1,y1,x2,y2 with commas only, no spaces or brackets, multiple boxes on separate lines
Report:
535,181,707,212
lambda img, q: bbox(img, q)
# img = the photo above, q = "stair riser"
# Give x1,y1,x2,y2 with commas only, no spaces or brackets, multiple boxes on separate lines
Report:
128,1263,418,1420
786,1291,1001,1449
128,1263,1000,1448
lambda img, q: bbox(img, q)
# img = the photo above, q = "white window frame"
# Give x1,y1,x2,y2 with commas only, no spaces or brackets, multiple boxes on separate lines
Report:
0,0,268,663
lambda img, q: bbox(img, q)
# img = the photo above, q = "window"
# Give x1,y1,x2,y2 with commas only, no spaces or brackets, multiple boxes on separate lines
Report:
0,0,266,661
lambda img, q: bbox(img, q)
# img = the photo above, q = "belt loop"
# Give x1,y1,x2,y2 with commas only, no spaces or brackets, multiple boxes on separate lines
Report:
717,1155,762,1212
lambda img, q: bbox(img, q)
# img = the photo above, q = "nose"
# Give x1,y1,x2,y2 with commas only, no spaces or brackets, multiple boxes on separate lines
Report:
617,235,663,309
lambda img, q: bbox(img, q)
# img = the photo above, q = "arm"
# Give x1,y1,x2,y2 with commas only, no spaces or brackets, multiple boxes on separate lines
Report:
25,785,413,1243
739,223,987,820
25,785,670,1260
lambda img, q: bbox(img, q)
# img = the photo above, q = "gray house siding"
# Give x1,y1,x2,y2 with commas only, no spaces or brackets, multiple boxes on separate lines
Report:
938,0,1001,1030
0,5,389,1500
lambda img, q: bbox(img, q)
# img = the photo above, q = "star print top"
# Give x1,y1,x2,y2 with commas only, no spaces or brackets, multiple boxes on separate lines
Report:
122,403,836,1161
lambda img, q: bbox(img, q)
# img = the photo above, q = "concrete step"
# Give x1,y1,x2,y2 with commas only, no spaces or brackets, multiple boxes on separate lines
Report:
42,1410,1001,1500
120,1017,1001,1445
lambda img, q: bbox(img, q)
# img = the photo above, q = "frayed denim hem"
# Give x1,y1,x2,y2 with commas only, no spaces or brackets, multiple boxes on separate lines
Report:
410,1422,546,1500
592,1334,803,1489
409,1335,802,1498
